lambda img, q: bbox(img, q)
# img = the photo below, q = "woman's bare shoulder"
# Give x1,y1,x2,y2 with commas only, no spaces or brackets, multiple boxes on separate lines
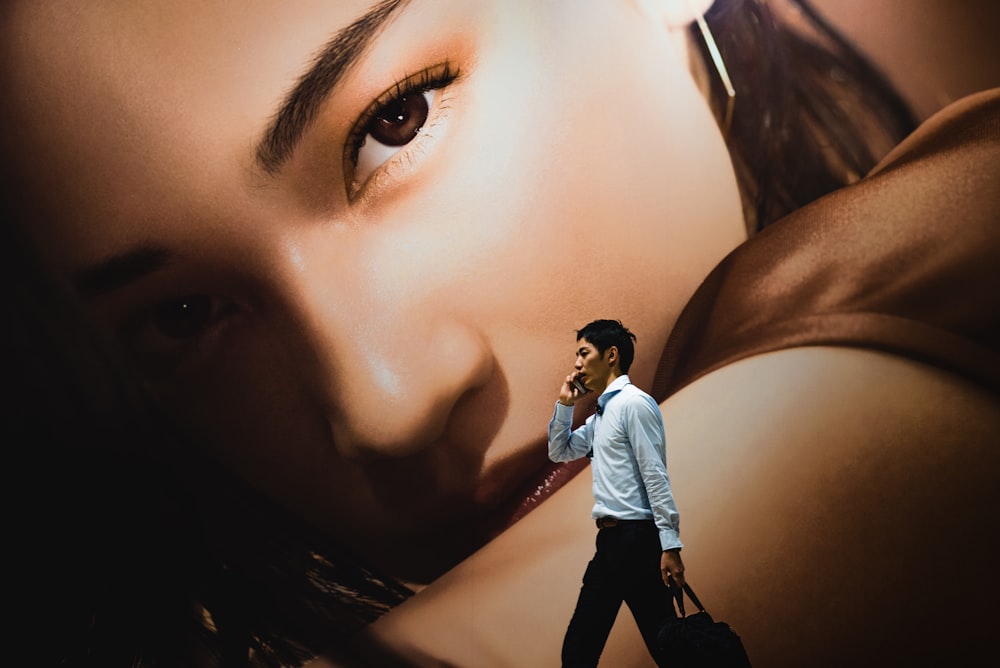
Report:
660,346,999,666
661,345,999,445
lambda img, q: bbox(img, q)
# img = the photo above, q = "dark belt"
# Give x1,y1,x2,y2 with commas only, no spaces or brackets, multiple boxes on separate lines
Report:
595,517,653,529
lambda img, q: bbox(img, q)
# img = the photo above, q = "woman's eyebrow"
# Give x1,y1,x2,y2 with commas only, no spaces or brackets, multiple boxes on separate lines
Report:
256,0,409,174
74,246,173,299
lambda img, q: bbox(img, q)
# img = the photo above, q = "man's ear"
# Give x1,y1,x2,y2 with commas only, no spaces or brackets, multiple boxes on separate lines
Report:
606,345,619,367
637,0,715,28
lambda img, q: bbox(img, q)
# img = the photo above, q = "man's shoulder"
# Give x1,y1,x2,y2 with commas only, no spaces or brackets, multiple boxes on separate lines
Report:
617,383,659,412
619,382,651,398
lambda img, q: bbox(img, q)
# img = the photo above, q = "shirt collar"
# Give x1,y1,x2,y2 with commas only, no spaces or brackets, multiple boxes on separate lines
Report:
597,374,630,414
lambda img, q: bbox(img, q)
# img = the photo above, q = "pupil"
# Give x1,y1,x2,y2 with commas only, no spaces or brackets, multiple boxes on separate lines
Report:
370,92,429,146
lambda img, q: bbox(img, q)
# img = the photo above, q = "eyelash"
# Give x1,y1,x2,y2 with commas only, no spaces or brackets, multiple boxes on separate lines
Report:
344,62,460,198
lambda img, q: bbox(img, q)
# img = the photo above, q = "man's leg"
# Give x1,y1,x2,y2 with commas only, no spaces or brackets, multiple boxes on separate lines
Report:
619,523,676,667
561,532,624,668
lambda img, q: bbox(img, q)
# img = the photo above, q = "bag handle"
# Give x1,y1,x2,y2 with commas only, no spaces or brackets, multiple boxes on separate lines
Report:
668,577,707,618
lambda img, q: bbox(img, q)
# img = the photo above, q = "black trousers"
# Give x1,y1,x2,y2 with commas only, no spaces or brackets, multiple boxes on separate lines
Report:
561,520,675,668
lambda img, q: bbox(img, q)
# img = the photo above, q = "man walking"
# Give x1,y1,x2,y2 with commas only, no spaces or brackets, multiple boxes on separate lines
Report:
548,319,684,667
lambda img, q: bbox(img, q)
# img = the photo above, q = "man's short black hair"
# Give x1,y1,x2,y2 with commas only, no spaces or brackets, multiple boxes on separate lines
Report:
576,319,636,373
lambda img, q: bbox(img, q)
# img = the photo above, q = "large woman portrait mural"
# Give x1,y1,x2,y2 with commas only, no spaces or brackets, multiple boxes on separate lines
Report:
3,0,998,666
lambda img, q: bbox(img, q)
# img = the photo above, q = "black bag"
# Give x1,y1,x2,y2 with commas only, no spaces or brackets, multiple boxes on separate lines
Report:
655,580,752,667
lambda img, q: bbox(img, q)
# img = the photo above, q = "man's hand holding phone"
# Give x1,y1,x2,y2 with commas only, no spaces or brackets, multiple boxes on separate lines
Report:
559,373,590,406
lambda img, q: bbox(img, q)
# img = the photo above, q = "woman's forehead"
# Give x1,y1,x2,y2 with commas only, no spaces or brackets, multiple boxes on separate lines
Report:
0,1,399,249
2,0,384,51
1,0,385,119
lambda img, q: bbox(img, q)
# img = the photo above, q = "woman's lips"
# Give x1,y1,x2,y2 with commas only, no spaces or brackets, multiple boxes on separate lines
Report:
475,455,590,545
509,458,589,524
362,438,591,583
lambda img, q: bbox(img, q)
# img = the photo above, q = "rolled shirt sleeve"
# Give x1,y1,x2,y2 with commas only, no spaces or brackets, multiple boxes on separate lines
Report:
548,401,594,462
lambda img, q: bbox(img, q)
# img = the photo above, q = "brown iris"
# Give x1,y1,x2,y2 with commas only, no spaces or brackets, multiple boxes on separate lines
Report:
368,91,430,146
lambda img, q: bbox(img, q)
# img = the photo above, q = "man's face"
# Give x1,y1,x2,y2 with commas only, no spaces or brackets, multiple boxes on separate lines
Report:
0,0,743,582
575,339,615,394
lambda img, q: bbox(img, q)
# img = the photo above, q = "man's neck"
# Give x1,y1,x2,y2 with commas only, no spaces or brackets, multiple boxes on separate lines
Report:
598,369,624,394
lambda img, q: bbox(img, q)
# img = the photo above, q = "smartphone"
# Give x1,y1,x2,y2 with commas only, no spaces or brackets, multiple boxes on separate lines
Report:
573,377,589,395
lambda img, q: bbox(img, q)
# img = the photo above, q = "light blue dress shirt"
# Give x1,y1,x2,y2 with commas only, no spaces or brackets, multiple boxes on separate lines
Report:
548,375,682,551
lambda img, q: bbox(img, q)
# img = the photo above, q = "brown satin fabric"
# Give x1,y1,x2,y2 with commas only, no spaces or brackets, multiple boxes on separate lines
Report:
653,88,1000,400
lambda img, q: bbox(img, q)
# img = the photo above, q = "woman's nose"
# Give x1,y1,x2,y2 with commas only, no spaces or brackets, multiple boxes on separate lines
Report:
278,256,495,461
327,318,494,460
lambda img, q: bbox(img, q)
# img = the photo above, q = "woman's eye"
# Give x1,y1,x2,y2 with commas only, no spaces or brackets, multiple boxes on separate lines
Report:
346,63,459,198
151,295,214,339
354,89,435,186
119,294,238,380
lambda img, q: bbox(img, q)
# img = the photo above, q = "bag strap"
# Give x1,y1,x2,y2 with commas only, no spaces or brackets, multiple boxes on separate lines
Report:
669,578,708,618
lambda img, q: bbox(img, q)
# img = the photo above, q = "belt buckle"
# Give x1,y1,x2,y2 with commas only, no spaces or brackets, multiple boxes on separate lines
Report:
596,517,619,529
